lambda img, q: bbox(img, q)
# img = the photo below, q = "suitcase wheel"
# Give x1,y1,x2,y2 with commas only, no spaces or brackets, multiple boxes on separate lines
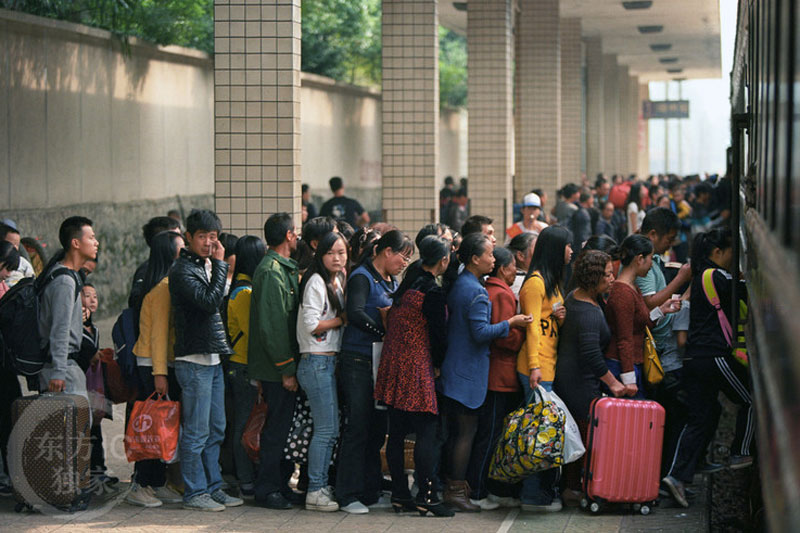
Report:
639,504,651,516
589,501,601,514
579,497,589,510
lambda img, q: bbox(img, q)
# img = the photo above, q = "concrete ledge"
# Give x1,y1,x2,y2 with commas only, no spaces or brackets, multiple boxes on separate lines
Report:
0,8,212,66
301,71,382,99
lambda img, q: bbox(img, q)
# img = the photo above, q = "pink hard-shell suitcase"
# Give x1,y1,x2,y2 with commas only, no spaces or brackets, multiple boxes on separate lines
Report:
582,397,665,515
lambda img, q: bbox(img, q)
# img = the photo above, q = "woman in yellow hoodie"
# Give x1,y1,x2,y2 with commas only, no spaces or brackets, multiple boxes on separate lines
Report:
128,230,185,508
516,225,572,512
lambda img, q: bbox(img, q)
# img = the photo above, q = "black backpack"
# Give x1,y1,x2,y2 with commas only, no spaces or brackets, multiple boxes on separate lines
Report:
0,269,81,376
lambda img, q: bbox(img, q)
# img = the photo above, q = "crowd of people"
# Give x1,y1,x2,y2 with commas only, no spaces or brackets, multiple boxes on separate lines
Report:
0,170,752,517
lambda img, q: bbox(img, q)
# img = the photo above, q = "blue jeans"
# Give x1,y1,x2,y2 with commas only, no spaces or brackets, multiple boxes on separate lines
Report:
174,361,226,501
296,354,339,492
518,372,559,505
603,359,645,399
227,362,257,486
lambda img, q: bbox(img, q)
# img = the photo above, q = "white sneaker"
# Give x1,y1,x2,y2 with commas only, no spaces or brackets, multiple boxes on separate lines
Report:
183,493,225,512
126,483,163,508
210,489,244,508
470,497,500,510
152,485,183,504
306,487,339,512
488,493,521,508
340,500,369,514
520,499,563,513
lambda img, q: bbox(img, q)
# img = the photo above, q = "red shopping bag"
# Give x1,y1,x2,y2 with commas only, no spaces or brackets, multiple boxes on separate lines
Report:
99,348,138,404
125,393,180,462
241,396,267,463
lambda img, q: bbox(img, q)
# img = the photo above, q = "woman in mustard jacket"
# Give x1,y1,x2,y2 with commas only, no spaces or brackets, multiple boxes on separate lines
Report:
128,230,185,508
516,226,572,512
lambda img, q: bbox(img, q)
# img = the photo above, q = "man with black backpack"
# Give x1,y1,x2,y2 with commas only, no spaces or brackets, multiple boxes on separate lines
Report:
38,216,98,396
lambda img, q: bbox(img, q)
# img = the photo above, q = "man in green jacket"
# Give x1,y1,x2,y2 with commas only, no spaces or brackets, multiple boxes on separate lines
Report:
248,212,300,509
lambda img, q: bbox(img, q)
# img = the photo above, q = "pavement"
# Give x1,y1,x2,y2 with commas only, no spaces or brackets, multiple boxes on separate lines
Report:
2,322,710,533
0,401,709,533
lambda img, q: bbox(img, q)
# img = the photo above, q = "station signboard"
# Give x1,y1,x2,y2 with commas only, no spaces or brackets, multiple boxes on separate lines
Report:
642,100,690,119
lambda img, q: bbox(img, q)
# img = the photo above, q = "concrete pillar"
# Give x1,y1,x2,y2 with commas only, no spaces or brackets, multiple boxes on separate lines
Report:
637,82,650,178
602,54,619,176
617,64,630,176
381,0,439,236
213,0,302,235
515,0,561,206
584,37,605,180
468,0,514,228
628,75,640,177
560,18,582,185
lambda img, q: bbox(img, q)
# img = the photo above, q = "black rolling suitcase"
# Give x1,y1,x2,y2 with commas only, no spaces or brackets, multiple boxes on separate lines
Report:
8,393,92,512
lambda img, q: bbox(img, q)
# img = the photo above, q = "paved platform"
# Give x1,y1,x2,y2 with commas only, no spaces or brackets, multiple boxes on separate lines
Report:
2,349,709,533
0,488,708,533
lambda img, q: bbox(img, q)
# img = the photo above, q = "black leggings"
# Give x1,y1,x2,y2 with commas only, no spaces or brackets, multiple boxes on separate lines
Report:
387,408,440,498
444,397,480,482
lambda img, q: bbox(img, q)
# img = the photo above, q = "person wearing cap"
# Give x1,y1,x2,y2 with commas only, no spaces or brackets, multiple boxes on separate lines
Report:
0,219,35,287
505,193,548,244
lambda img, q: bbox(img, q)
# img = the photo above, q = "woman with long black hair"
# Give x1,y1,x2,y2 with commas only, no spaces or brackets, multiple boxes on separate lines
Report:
128,230,185,508
374,235,453,517
336,230,413,514
296,231,348,512
515,225,571,512
604,234,677,399
662,227,753,508
626,181,647,235
226,235,266,498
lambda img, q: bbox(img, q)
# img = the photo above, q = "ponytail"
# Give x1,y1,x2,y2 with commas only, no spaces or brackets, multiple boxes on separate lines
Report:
690,226,732,274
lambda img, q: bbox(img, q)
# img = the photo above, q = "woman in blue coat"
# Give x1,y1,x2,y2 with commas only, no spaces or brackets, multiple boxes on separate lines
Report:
439,233,531,511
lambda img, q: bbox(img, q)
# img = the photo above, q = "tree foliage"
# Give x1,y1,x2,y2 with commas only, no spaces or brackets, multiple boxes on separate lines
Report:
439,26,467,108
3,0,214,54
6,0,468,108
301,0,381,86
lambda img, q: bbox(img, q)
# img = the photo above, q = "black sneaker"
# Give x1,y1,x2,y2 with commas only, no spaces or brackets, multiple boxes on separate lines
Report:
696,461,725,475
256,491,293,510
662,476,689,508
729,455,754,470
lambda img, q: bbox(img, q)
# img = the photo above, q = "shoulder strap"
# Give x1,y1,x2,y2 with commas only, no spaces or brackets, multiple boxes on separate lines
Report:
37,267,82,301
701,268,733,345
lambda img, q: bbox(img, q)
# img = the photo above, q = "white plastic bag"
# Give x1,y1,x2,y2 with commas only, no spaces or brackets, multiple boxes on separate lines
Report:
537,386,585,464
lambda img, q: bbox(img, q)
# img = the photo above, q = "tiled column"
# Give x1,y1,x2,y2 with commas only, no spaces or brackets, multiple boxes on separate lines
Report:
617,65,630,176
468,0,514,227
515,0,561,205
560,18,582,184
628,75,640,177
637,82,650,178
601,54,619,176
214,0,302,236
584,37,605,180
382,0,439,236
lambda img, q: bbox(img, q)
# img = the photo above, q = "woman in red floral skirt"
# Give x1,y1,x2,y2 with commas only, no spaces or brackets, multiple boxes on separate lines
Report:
374,235,454,517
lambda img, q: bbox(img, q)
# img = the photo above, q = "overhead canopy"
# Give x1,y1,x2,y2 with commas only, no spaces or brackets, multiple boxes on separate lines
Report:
439,0,721,81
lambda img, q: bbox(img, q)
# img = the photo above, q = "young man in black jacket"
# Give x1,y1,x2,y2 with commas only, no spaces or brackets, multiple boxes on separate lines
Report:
169,210,240,512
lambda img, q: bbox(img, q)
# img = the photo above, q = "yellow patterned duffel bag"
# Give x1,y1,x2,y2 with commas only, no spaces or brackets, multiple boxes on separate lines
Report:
488,386,566,483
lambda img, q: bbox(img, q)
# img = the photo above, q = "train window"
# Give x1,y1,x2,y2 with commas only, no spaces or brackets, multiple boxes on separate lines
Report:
791,0,800,253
